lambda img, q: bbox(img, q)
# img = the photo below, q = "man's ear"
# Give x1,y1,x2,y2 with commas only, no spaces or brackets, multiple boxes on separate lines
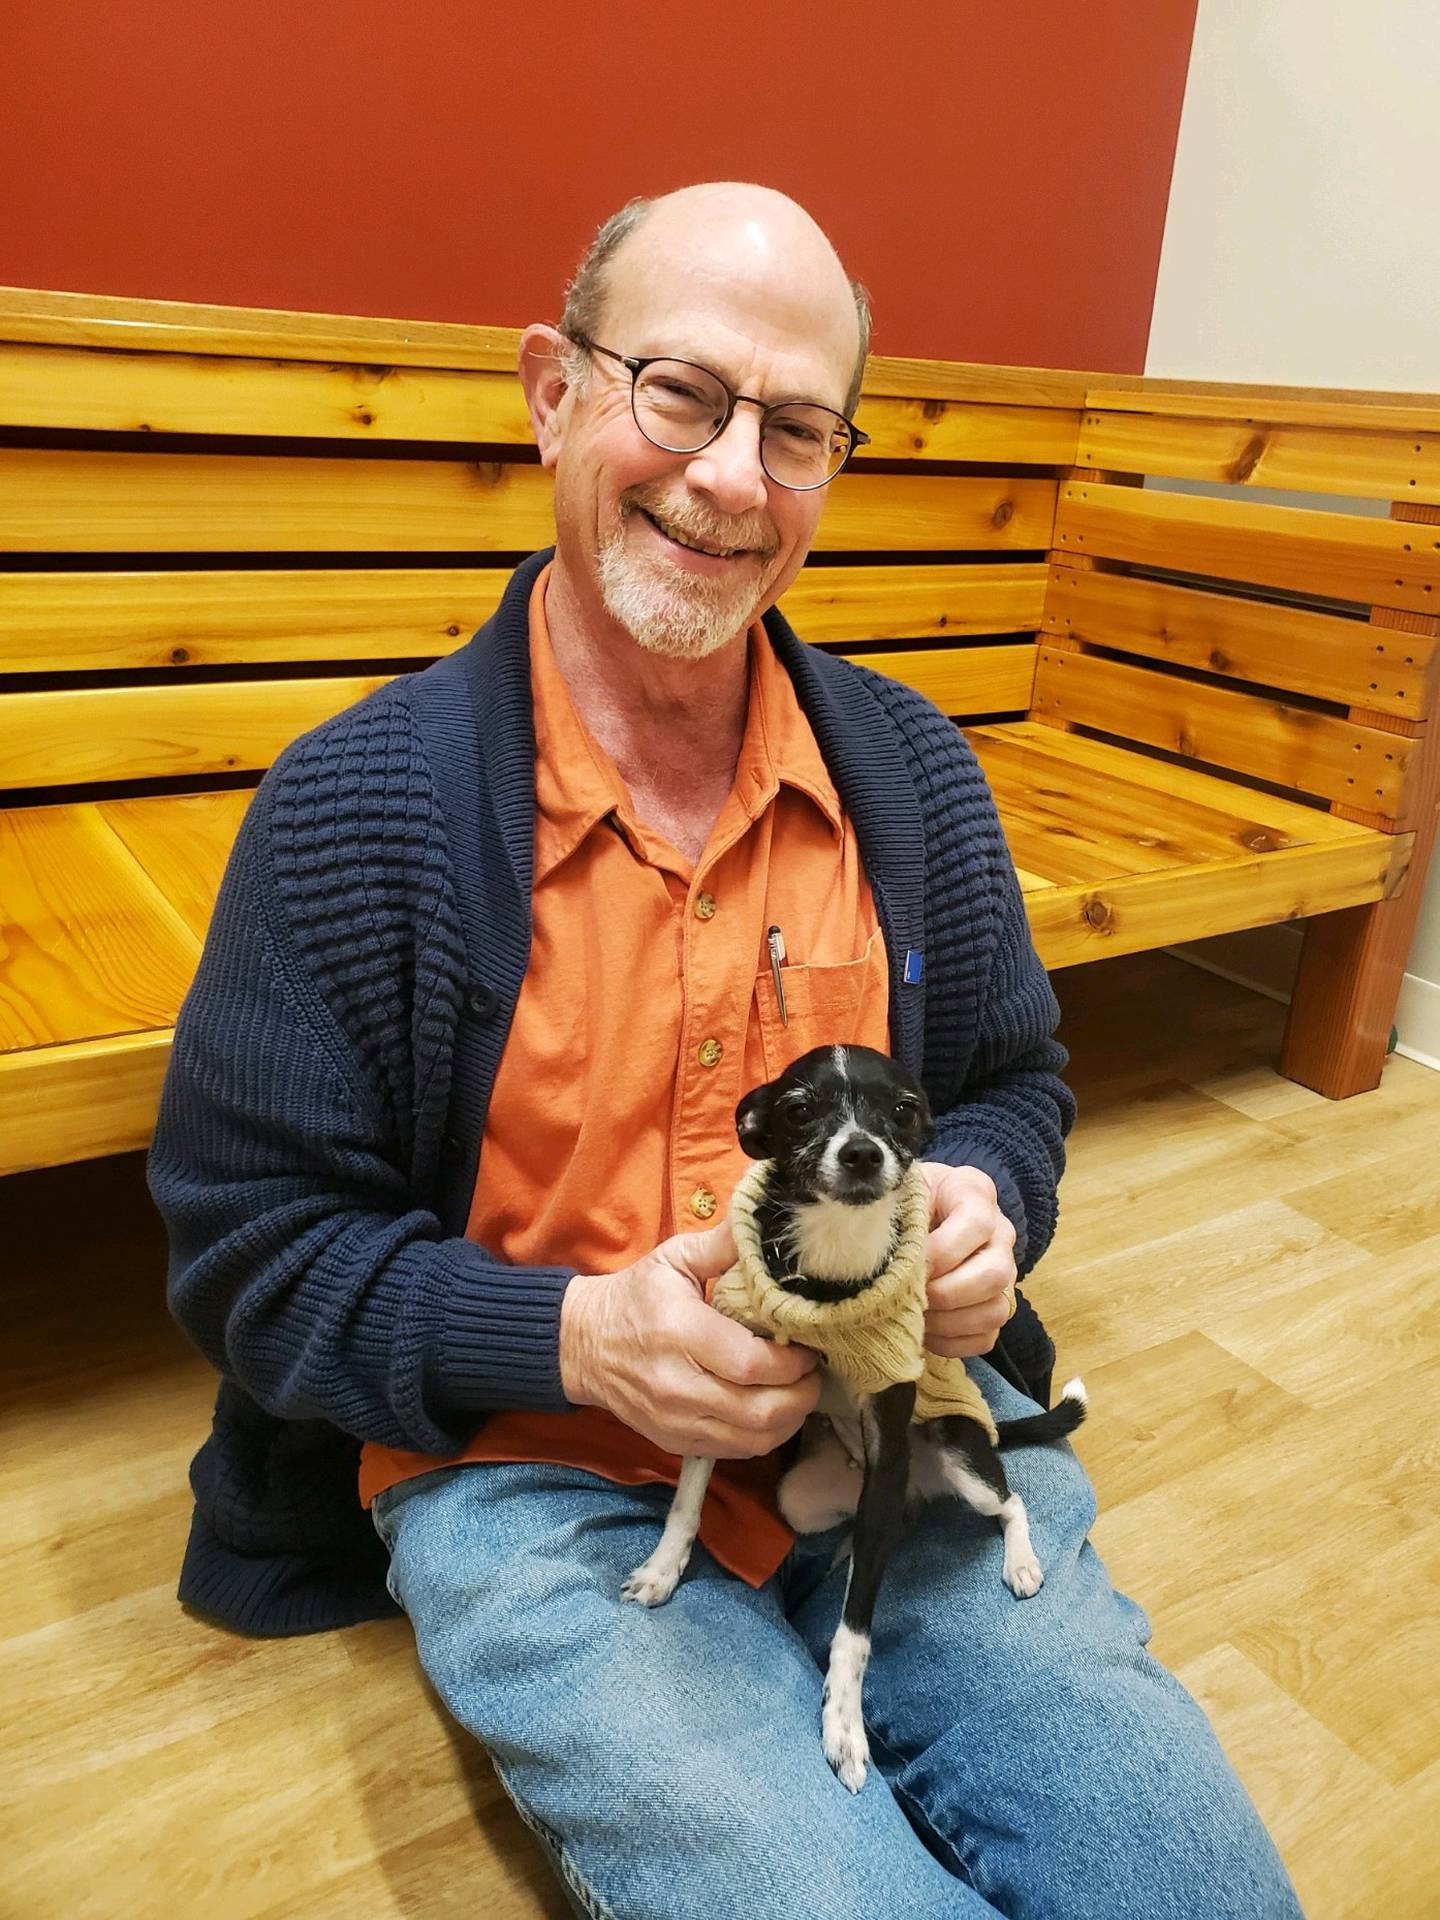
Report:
735,1084,776,1159
517,324,572,471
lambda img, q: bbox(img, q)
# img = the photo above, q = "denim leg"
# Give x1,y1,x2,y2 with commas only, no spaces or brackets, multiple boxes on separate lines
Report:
372,1461,1000,1920
784,1360,1305,1920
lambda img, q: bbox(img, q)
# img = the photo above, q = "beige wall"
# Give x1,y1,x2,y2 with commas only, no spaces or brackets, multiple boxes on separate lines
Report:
1145,0,1440,1065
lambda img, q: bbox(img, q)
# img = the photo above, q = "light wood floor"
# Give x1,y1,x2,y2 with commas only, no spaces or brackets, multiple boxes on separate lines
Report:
2,951,1437,1919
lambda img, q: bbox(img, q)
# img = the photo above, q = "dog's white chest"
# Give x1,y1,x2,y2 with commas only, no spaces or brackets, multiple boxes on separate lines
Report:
786,1193,897,1281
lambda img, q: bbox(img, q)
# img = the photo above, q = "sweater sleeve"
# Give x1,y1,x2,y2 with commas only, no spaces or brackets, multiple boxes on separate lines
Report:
922,859,1074,1278
860,674,1075,1278
147,745,576,1456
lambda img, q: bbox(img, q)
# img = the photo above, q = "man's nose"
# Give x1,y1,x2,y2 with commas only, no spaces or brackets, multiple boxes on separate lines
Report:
683,407,769,516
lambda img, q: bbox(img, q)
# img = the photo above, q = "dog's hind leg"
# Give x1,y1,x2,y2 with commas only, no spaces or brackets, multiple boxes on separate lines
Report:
621,1455,715,1607
822,1380,915,1793
936,1416,1044,1599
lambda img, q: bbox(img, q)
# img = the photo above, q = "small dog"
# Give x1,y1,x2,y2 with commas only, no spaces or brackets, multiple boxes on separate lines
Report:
622,1043,1087,1792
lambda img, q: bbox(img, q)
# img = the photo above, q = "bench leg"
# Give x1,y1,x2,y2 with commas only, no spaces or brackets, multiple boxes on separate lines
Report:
1283,539,1440,1100
1280,899,1412,1098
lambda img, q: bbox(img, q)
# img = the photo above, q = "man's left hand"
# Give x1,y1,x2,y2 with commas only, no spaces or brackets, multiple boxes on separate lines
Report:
918,1161,1018,1358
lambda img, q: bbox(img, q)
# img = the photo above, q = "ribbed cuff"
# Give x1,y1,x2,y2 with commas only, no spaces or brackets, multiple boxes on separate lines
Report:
435,1257,577,1418
925,1135,1029,1272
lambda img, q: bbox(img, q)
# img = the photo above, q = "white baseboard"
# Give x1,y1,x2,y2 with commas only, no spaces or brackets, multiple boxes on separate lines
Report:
1165,927,1440,1074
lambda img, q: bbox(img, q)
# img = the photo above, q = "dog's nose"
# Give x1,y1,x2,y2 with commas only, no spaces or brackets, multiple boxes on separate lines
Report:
838,1136,883,1176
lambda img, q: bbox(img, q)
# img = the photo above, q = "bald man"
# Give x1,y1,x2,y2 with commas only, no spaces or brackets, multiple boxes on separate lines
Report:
152,184,1302,1918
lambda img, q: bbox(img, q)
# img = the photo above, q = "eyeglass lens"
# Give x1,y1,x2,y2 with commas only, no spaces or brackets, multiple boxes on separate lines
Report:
632,361,853,487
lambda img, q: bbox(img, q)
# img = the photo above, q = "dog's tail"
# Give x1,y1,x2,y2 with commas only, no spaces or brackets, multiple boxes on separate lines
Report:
995,1377,1088,1448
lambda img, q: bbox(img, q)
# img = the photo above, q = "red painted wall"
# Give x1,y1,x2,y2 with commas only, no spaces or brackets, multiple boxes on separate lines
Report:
0,0,1197,372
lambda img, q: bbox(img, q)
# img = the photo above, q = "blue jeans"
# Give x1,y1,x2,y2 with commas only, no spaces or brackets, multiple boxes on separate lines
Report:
372,1359,1302,1920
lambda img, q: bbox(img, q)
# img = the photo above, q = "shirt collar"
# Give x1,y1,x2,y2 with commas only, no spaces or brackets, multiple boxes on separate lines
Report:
527,563,843,884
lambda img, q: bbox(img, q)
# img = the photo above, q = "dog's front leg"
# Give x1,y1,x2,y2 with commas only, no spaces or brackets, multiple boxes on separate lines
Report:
821,1380,915,1792
621,1455,715,1606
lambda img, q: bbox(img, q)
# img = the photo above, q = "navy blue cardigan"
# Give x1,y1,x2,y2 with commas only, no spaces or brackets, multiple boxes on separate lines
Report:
147,550,1075,1638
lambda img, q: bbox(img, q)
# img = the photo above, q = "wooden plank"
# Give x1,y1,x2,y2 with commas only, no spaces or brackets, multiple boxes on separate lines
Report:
0,568,512,672
852,394,1077,463
1053,481,1440,616
968,720,1378,846
0,450,1054,554
1042,565,1434,720
972,730,1323,885
1076,410,1440,505
0,342,535,442
781,562,1047,642
4,286,1435,423
1031,646,1412,815
0,562,1048,673
0,1028,173,1174
1085,387,1440,436
0,447,557,553
0,284,522,370
1021,833,1408,970
101,790,257,942
835,642,1034,715
816,474,1055,551
0,804,202,1049
0,341,1073,462
1,676,394,786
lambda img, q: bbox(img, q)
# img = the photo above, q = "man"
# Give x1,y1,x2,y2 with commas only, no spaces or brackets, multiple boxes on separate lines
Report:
149,183,1301,1918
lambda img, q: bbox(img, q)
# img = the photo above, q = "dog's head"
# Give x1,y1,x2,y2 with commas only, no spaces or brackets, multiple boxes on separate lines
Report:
734,1044,933,1207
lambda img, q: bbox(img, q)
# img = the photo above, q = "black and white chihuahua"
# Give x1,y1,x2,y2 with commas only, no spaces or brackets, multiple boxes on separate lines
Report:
622,1043,1087,1793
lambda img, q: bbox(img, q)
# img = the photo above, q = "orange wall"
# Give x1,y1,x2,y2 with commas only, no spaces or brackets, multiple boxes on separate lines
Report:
0,0,1198,372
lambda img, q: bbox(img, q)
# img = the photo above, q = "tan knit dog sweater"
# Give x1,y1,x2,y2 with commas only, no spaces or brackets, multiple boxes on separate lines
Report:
711,1160,999,1443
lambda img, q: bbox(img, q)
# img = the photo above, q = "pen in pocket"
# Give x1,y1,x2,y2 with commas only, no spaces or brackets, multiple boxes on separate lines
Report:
767,924,788,1027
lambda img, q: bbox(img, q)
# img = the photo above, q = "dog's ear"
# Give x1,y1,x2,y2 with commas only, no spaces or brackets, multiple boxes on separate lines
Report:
735,1083,776,1158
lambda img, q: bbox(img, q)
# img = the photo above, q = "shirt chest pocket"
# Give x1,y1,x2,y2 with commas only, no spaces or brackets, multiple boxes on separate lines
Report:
753,925,892,1083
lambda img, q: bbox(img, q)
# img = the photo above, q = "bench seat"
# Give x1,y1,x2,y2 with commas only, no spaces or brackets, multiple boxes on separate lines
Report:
968,722,1409,967
0,724,1407,1176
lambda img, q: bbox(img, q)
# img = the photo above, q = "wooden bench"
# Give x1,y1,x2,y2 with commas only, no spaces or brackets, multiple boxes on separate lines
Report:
2,285,1437,1177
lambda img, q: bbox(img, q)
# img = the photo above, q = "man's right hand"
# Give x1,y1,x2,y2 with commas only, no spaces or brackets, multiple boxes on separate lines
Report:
558,1220,821,1459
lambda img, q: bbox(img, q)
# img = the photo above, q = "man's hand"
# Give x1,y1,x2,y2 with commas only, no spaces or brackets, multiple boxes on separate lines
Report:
559,1220,821,1459
919,1161,1018,1358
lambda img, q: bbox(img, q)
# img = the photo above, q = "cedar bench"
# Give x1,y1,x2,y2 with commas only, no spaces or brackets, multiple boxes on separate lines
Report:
1,286,1437,1177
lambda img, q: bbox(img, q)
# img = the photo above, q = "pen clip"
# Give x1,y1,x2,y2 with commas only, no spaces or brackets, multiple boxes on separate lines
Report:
767,924,788,1027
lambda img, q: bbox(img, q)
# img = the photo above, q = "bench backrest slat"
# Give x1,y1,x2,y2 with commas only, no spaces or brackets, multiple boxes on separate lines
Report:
1042,567,1433,720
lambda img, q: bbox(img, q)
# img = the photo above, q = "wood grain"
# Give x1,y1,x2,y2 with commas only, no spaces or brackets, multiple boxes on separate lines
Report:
0,449,1054,555
1042,564,1434,719
1075,409,1440,503
1052,480,1440,615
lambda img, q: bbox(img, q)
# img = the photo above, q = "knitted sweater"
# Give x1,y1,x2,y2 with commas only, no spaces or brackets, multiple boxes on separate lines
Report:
146,547,1075,1638
713,1162,1000,1442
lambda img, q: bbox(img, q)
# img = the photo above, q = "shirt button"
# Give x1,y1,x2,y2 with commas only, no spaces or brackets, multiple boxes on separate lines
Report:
689,1187,717,1219
694,892,717,920
697,1037,723,1068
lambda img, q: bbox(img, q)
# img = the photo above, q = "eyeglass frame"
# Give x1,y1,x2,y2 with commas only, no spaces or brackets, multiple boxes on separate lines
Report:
564,332,870,491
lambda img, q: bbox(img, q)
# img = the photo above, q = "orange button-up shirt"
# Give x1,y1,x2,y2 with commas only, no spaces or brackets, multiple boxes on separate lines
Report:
359,565,891,1585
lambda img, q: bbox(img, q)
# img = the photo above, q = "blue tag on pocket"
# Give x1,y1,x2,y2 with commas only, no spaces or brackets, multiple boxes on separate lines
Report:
903,948,924,985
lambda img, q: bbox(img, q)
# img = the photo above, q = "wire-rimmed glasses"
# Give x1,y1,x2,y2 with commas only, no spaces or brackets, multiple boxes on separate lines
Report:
568,333,869,490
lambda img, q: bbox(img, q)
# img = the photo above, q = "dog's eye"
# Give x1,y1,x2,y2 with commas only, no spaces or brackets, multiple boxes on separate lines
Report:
894,1098,919,1121
786,1097,814,1124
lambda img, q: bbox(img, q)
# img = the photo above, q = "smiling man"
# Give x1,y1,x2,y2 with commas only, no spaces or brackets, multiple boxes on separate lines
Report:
150,183,1301,1919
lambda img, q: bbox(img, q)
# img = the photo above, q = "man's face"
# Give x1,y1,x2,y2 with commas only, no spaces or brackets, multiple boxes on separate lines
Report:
544,228,859,660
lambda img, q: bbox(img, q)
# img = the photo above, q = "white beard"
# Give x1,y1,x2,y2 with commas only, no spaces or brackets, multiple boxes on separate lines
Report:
595,509,768,660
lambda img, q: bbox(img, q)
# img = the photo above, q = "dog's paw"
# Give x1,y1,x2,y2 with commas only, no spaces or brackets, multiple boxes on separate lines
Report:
1004,1551,1045,1599
620,1562,679,1607
822,1694,869,1794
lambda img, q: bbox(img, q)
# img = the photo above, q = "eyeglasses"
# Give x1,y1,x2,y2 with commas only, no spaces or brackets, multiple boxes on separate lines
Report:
567,333,869,491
